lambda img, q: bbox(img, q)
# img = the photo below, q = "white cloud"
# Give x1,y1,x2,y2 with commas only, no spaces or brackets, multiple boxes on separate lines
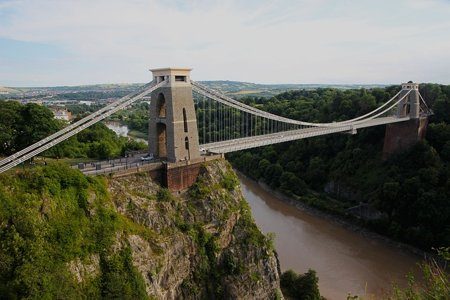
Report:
0,0,449,85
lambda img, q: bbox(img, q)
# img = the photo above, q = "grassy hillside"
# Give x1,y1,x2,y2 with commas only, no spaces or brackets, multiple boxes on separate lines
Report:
0,163,146,298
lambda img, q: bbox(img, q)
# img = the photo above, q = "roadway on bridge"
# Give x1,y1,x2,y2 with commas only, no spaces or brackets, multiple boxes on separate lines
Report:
201,116,410,153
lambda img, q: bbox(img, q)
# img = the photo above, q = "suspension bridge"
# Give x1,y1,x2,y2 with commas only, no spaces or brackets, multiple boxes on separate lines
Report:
0,68,432,190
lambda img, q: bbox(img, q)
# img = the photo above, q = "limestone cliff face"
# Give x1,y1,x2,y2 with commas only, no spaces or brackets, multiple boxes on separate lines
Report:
106,159,282,299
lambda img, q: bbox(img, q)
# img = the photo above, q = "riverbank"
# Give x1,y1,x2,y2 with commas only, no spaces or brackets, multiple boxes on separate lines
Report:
236,171,429,260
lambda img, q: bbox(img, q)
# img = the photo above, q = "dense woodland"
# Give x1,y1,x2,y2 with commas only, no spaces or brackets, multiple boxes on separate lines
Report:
228,84,450,250
0,101,146,160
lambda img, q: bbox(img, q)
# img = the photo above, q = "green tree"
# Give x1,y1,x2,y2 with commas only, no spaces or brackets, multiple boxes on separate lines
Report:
16,104,61,151
376,182,400,220
280,269,322,300
280,172,307,196
264,163,283,188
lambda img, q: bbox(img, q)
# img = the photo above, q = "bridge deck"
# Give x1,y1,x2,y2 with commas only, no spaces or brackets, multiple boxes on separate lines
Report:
201,116,410,153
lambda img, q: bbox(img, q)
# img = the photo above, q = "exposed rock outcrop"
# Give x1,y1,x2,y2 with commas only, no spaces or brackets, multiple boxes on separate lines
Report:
67,254,100,283
104,159,282,299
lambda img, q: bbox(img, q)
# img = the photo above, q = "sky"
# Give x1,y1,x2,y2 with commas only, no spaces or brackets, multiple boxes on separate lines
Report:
0,0,449,86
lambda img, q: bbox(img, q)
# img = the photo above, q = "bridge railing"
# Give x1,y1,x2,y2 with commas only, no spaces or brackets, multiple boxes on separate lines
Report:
79,159,162,176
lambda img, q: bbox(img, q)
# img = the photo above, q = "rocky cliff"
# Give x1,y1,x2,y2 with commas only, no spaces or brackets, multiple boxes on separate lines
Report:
106,159,282,299
0,159,281,299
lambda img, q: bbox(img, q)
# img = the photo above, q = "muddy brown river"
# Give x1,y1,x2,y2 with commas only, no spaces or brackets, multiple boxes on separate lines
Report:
239,175,423,299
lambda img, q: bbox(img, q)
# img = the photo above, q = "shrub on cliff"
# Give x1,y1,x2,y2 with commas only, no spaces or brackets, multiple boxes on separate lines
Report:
346,248,449,299
389,247,449,300
280,269,322,300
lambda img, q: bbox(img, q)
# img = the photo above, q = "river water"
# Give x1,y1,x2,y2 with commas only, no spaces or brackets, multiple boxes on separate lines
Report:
239,175,423,299
105,121,148,144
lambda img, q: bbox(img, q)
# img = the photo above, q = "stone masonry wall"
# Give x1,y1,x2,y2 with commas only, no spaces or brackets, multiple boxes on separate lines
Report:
383,117,428,159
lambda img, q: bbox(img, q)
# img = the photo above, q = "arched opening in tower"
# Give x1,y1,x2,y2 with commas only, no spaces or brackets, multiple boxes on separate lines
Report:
185,136,190,160
400,102,410,117
157,93,166,118
183,108,188,132
156,123,167,158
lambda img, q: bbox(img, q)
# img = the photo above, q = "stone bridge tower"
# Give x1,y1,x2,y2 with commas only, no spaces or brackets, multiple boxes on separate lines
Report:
383,81,428,158
148,68,200,163
396,81,420,119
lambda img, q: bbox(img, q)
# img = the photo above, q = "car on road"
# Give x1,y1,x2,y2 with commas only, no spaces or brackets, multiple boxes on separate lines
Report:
141,153,154,161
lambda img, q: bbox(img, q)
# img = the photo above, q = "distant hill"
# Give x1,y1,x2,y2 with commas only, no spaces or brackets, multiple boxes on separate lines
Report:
42,83,143,92
2,81,389,99
0,86,22,94
11,83,141,93
199,80,389,98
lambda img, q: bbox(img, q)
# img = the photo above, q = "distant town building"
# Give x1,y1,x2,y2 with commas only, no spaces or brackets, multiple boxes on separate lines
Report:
0,86,11,94
79,100,93,106
51,108,72,121
34,100,44,105
22,99,44,105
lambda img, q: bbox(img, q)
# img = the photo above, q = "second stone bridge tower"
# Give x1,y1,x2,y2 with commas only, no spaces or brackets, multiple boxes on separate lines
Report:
383,81,429,158
148,68,201,163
